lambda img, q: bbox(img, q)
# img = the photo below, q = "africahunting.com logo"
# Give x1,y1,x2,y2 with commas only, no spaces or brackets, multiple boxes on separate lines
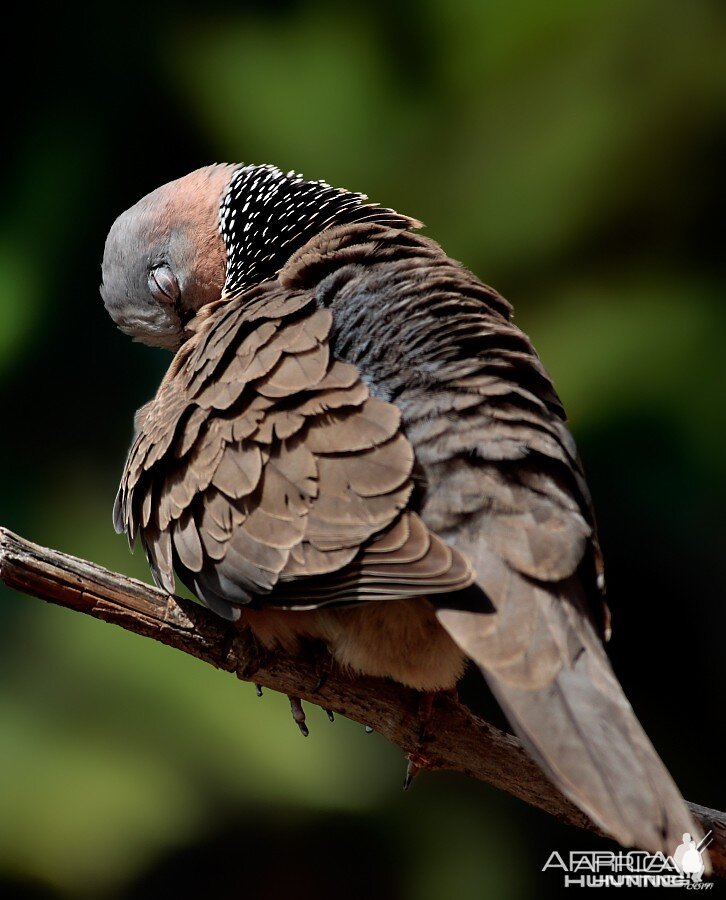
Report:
543,832,714,889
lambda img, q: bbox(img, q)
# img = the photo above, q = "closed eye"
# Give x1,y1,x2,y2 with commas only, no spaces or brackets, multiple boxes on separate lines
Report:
148,265,180,304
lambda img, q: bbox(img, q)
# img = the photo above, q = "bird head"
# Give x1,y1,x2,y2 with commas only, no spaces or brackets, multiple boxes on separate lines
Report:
101,163,414,350
100,164,236,350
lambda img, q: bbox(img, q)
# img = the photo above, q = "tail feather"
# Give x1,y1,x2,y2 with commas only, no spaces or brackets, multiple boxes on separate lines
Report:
435,539,704,861
486,646,698,852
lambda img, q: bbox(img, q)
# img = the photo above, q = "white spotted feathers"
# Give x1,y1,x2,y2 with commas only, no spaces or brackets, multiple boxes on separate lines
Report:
219,164,414,294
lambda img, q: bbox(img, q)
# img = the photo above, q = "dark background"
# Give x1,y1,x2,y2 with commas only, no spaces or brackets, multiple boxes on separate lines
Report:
0,2,724,897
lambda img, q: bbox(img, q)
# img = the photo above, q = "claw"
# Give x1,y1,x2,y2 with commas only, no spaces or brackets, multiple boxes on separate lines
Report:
403,758,420,791
312,652,334,693
255,684,263,698
324,708,335,722
288,696,309,736
403,751,430,791
364,725,374,734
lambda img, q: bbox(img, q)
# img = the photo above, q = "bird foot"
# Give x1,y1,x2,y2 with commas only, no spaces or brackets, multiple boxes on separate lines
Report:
417,687,457,742
288,695,309,737
306,644,336,722
418,691,435,742
403,751,432,791
312,647,335,693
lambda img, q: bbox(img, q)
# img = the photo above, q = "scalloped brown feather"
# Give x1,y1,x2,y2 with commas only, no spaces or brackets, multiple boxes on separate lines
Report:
116,285,473,614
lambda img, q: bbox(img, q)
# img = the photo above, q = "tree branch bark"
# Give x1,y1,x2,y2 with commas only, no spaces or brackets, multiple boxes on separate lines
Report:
1,525,723,878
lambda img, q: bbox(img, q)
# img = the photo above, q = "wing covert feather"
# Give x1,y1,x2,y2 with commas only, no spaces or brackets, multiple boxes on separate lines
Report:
116,283,472,618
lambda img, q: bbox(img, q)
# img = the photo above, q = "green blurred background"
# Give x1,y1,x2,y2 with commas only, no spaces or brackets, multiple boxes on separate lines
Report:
1,1,724,897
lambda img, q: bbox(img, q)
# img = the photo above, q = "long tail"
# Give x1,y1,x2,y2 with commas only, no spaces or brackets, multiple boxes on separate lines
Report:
435,540,705,861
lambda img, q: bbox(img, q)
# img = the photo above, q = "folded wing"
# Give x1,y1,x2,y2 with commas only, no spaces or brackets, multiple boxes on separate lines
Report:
114,284,472,620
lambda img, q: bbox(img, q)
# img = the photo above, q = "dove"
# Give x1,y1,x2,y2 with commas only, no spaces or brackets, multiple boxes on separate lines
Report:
101,163,701,854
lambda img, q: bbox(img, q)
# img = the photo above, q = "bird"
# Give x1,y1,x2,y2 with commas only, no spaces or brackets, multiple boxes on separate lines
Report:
101,162,701,856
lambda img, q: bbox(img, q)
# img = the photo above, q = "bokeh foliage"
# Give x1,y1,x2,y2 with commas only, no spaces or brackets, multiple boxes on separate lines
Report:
0,1,724,897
